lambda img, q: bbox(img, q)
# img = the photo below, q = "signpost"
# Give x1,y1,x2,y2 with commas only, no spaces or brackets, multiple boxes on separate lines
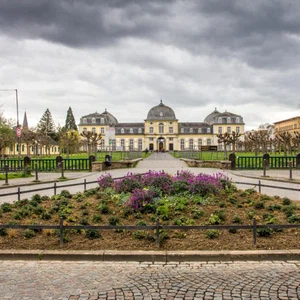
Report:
16,127,22,137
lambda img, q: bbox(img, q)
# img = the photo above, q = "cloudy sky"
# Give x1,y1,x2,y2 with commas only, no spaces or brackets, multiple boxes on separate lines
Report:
0,0,299,130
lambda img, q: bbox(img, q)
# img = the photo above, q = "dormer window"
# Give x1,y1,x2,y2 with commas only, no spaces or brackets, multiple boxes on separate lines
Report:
92,118,96,124
138,128,142,134
218,117,222,123
121,128,124,134
207,128,211,133
160,112,163,117
189,128,193,133
227,117,231,123
130,128,133,134
100,118,104,124
236,117,240,123
181,128,184,133
198,128,202,133
83,118,87,124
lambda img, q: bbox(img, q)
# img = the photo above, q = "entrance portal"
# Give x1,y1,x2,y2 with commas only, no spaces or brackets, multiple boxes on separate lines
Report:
157,137,165,152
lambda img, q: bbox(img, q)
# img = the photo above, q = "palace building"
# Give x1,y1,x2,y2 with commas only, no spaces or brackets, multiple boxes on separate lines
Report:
78,101,245,152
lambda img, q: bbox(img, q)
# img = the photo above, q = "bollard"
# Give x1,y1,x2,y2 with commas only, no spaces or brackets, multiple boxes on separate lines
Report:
4,163,9,185
289,161,293,180
263,159,267,177
155,218,160,247
61,160,64,178
252,218,257,246
35,163,39,181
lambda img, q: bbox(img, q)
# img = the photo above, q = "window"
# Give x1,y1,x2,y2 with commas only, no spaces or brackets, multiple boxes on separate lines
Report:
181,128,184,133
218,117,222,123
100,118,104,124
159,123,164,134
22,144,25,152
92,127,96,133
227,117,231,123
121,128,124,134
100,140,105,149
83,118,87,124
218,127,222,134
180,139,185,150
207,128,211,133
236,126,240,133
138,128,142,134
101,127,104,134
112,139,116,151
121,139,125,148
138,139,143,150
169,127,173,134
149,127,154,133
227,127,231,133
198,128,202,133
129,139,134,150
130,128,133,134
189,139,194,149
236,117,240,123
198,139,202,149
92,118,96,124
189,128,193,133
83,127,87,133
207,139,212,145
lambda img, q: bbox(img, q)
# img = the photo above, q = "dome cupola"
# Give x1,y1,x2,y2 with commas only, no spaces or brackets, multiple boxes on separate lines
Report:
146,100,177,121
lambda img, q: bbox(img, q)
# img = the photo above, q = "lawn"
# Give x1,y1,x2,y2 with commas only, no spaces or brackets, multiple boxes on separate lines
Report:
0,170,299,251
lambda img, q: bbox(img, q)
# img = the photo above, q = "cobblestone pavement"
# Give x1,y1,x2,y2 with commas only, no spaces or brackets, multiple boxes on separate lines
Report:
1,260,300,299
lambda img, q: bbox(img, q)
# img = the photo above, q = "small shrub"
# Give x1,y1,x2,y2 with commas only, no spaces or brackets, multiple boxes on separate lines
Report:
108,216,120,226
0,228,8,236
254,202,265,210
267,204,282,211
282,205,296,217
59,190,72,198
247,210,255,220
208,214,222,225
82,210,89,216
92,214,102,223
228,228,238,234
228,197,237,205
80,218,89,225
31,194,42,202
133,230,146,240
1,202,12,213
192,209,205,219
23,229,36,239
257,228,273,237
136,220,147,226
126,188,155,212
282,198,291,206
206,229,219,239
97,173,114,189
85,229,100,239
121,207,132,219
173,217,186,226
219,201,226,208
96,203,110,214
287,214,300,224
232,215,243,224
260,195,272,201
84,188,98,197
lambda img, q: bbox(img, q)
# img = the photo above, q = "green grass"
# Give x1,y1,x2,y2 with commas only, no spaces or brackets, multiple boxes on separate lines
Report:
0,172,33,180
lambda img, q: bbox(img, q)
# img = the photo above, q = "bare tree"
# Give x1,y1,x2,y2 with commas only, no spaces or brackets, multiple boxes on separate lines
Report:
276,132,293,155
80,131,102,157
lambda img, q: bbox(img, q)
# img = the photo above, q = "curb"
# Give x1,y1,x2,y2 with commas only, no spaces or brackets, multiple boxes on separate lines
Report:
1,250,300,262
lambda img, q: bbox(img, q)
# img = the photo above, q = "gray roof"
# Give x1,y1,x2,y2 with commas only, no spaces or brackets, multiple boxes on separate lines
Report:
146,100,177,121
79,110,118,126
204,109,244,125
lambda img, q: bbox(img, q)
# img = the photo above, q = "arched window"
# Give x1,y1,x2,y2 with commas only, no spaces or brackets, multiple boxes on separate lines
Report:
100,140,105,149
189,139,194,149
189,128,193,133
236,117,240,123
138,139,143,150
180,139,185,150
207,139,212,145
83,127,87,133
112,139,116,151
218,117,222,123
159,123,164,134
130,128,133,134
100,118,104,124
181,128,184,133
92,127,96,133
92,118,96,124
198,139,202,149
198,128,202,133
129,139,134,150
138,128,142,134
83,118,87,124
121,128,124,134
207,128,211,133
121,139,125,149
227,117,231,123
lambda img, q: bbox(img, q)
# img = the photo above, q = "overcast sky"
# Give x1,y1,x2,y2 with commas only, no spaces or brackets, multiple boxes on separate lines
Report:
0,0,299,130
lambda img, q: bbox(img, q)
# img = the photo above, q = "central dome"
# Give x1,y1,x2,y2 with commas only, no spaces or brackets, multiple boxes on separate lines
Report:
146,100,177,120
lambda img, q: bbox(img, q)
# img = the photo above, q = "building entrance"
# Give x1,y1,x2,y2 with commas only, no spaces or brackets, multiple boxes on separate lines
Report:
157,137,165,152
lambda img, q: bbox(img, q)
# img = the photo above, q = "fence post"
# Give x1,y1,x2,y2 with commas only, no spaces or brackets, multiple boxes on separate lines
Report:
258,180,261,194
296,153,300,169
289,161,293,180
18,187,21,201
155,218,160,247
59,217,64,247
84,179,87,192
229,153,236,170
61,159,64,178
263,159,267,177
54,182,57,195
253,218,257,246
35,163,39,181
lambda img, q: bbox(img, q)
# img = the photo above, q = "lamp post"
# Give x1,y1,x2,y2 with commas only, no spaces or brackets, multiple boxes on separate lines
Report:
0,89,21,165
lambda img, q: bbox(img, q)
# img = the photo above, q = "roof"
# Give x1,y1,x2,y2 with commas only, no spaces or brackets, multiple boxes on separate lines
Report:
146,100,177,121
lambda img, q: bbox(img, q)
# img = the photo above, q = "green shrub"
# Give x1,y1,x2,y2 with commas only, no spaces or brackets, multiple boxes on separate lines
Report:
96,203,110,214
85,229,100,239
92,214,102,223
257,228,273,237
232,215,243,224
59,190,72,198
133,230,146,239
219,201,226,208
254,201,265,209
206,229,219,239
192,209,205,219
0,228,7,236
23,229,36,239
108,216,120,226
267,204,282,211
208,214,222,225
1,202,12,213
136,220,147,226
80,218,89,225
287,214,300,224
260,195,271,201
282,198,291,206
228,228,238,234
247,210,255,220
282,205,296,217
31,194,42,202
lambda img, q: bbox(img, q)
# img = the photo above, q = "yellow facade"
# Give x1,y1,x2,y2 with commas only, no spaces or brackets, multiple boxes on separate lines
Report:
274,116,300,136
78,103,245,152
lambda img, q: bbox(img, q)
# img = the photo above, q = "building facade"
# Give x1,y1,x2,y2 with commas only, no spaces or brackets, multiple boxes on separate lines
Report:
78,101,245,151
274,116,300,137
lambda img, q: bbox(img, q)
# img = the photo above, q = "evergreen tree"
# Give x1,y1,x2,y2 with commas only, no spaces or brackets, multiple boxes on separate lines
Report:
65,107,78,131
37,108,57,140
